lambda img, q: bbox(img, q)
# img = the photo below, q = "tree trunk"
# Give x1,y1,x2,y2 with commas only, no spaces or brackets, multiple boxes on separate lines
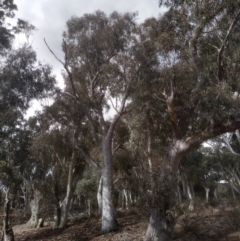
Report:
230,182,236,200
144,140,191,241
181,175,187,199
20,180,30,217
53,201,61,229
87,199,91,216
97,176,103,215
2,189,15,241
144,209,174,241
187,181,194,211
176,183,182,204
204,187,210,203
123,189,129,209
101,138,118,232
213,187,218,200
26,189,42,228
58,159,74,228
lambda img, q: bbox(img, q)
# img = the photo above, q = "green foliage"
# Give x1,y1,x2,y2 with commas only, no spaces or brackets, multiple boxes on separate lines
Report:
75,170,101,203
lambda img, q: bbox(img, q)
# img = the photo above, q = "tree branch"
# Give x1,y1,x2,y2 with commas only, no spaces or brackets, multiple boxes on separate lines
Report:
217,8,240,82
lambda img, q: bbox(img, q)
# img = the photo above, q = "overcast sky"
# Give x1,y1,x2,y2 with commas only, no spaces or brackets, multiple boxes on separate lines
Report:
14,0,163,116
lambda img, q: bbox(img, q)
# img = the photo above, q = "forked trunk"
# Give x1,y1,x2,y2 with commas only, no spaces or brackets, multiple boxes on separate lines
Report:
101,138,118,232
144,209,174,241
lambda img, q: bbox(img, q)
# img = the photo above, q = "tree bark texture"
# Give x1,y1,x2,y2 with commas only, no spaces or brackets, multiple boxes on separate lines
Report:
59,159,75,228
101,138,118,232
26,189,42,228
2,190,15,241
187,181,195,211
53,202,61,229
144,140,191,241
144,209,174,241
97,176,103,215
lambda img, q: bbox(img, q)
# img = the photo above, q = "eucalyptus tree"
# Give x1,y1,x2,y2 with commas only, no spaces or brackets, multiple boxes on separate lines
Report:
129,1,240,240
46,11,140,231
29,110,85,229
0,3,56,239
0,0,17,53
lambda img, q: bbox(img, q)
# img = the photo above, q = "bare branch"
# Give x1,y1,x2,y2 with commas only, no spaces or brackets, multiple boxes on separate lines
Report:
44,38,65,65
44,38,78,100
221,134,240,157
73,128,101,169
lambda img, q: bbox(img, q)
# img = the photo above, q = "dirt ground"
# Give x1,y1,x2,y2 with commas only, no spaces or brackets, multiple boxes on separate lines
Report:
6,204,240,241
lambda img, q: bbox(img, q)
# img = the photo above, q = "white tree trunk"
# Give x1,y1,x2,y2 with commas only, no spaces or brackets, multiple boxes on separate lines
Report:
2,189,15,241
26,189,42,228
20,180,29,217
97,176,103,215
59,160,75,228
176,183,182,204
101,138,118,232
128,190,133,204
204,187,210,203
53,202,61,229
123,189,128,209
87,199,91,216
187,181,194,211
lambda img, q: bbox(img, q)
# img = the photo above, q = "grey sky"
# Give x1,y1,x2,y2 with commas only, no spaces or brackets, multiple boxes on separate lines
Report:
14,0,163,116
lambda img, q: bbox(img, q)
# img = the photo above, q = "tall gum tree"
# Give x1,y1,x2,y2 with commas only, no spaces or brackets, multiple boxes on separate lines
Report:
129,1,240,240
0,1,56,237
45,11,140,231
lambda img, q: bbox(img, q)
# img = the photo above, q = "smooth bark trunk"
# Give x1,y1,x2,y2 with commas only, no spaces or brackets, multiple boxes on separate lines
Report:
87,199,91,216
59,160,74,228
53,202,61,229
144,209,174,241
2,190,15,241
101,138,118,232
123,189,129,209
97,176,103,215
20,180,29,217
26,189,42,228
204,187,210,203
176,183,182,204
187,181,194,211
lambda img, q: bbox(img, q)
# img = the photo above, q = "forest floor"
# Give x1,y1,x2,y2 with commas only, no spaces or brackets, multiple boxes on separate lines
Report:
5,201,240,241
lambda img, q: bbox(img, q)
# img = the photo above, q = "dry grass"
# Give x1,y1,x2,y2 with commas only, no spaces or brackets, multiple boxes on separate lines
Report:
3,202,240,241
